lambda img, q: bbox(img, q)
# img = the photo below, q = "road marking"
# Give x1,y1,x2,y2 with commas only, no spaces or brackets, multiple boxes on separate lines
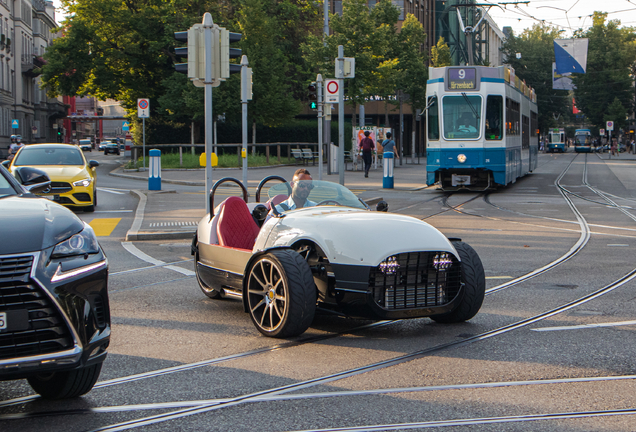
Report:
608,244,629,247
532,320,636,332
89,218,121,236
97,187,126,195
95,210,133,213
486,276,513,280
121,242,195,276
149,221,197,227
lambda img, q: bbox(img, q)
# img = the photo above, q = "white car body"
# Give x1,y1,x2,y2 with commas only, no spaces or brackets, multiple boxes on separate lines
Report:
193,177,485,338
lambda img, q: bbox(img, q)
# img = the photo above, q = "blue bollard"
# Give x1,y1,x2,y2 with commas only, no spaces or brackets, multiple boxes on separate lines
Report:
383,151,394,189
148,149,161,191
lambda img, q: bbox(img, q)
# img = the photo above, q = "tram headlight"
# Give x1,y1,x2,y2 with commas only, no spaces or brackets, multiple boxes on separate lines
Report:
457,154,467,163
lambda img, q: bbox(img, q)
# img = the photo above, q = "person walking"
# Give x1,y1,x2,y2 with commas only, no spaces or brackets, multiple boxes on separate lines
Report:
359,130,375,178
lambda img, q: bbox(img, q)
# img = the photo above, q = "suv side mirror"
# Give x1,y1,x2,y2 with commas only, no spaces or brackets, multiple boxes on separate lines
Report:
13,167,51,194
1,160,10,168
376,200,389,212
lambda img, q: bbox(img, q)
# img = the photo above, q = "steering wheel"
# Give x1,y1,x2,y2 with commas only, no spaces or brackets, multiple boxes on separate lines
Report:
317,200,340,206
458,128,471,132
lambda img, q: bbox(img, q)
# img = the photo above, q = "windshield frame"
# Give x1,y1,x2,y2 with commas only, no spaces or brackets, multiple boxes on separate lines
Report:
267,180,368,216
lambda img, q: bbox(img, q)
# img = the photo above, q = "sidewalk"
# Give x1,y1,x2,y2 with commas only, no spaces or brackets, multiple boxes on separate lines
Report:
114,159,431,241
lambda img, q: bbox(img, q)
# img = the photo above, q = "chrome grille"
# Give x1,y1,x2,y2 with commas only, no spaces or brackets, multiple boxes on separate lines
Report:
0,278,74,359
0,255,33,283
370,252,462,310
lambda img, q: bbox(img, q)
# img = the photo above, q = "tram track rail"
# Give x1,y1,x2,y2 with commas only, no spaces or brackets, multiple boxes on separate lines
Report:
3,152,636,431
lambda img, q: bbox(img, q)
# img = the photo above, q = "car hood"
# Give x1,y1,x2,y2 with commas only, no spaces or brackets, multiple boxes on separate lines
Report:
0,196,84,254
257,207,458,266
22,166,89,182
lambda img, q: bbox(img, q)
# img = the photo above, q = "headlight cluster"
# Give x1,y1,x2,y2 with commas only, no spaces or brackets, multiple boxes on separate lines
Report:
52,224,100,258
379,256,400,275
72,178,93,187
433,253,453,271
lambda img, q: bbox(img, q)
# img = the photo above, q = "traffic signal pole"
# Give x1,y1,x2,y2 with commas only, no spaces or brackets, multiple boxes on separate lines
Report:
317,74,323,180
337,45,345,186
203,13,214,214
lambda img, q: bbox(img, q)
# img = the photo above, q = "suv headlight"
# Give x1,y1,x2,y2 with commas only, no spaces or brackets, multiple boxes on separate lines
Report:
52,224,100,258
73,178,93,187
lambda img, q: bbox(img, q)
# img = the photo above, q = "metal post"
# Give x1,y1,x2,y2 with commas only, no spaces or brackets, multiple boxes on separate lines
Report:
203,13,214,214
399,90,403,166
317,74,323,180
337,45,345,185
142,118,146,170
241,55,249,188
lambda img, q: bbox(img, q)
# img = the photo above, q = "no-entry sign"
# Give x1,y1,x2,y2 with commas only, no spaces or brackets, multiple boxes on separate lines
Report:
138,98,149,118
325,79,340,104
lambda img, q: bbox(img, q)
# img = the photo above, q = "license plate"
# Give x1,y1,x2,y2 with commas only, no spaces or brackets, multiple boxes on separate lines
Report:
0,310,29,332
452,174,471,186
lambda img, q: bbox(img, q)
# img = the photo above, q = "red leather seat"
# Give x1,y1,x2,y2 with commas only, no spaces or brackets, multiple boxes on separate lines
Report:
265,194,288,210
216,197,261,250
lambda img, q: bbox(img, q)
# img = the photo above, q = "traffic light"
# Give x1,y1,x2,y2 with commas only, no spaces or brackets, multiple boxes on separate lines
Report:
174,26,205,80
308,82,317,110
57,128,62,142
219,29,242,78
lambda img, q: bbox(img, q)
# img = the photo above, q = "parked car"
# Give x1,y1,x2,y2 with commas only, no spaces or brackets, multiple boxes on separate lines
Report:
2,143,99,212
78,139,92,152
104,141,120,155
192,176,486,338
0,164,110,399
98,141,108,151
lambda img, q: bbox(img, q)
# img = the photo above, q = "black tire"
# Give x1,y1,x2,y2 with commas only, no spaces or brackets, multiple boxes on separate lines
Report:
195,252,222,299
246,249,316,338
27,363,102,399
431,241,485,324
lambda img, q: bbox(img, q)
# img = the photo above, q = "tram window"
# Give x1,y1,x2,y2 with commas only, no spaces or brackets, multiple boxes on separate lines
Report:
506,98,520,136
442,95,481,139
522,115,529,149
427,96,439,140
485,95,502,140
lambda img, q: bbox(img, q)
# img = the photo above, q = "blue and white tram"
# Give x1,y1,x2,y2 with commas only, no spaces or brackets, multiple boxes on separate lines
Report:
426,66,539,190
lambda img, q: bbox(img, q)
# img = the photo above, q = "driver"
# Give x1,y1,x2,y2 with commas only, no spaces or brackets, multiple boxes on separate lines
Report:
275,168,317,212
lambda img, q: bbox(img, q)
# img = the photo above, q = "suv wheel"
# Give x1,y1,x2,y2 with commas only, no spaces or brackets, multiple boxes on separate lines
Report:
27,363,103,399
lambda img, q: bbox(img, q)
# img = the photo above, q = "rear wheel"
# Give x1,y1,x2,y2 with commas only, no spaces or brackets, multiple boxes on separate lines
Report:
27,363,102,399
431,241,485,324
246,249,316,338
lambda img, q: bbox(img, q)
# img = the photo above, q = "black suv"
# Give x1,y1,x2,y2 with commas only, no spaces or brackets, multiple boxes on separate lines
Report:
0,165,110,399
103,141,120,155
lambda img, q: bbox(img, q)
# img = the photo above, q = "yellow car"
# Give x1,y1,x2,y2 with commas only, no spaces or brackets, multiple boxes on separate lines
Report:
6,143,99,212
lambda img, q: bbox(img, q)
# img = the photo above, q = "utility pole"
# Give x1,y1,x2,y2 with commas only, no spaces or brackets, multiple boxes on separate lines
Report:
317,74,323,180
337,45,345,186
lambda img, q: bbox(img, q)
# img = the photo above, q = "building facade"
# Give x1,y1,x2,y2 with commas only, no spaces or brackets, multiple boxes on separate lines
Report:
0,0,65,158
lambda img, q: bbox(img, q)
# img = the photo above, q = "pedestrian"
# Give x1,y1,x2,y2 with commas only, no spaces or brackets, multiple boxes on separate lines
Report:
611,138,618,156
381,132,399,161
359,130,375,178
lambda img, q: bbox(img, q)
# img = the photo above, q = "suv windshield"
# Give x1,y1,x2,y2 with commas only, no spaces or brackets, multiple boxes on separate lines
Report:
267,180,367,214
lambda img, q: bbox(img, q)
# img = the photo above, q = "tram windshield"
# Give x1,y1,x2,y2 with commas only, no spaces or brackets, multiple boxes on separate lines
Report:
442,95,482,139
575,133,591,146
550,133,564,143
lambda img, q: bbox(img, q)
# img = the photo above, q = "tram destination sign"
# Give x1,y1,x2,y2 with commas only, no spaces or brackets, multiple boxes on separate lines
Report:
448,68,476,91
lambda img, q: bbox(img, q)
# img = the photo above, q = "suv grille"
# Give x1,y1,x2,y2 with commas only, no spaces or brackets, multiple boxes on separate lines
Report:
370,252,462,310
0,256,74,359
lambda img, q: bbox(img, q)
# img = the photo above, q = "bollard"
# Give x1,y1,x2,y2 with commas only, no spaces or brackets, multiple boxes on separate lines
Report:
383,151,394,189
148,149,161,191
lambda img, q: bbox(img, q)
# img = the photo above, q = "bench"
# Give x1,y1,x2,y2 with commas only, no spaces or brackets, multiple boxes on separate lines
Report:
301,148,317,165
290,148,304,164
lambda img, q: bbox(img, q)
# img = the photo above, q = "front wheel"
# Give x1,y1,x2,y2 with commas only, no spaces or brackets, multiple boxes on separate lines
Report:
27,363,103,399
246,249,316,338
431,241,485,324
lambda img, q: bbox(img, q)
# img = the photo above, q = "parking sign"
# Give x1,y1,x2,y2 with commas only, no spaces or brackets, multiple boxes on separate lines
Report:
138,98,149,118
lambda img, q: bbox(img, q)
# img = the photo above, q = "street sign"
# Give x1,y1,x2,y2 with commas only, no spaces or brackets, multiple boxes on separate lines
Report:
122,121,130,131
600,129,605,135
138,98,150,118
606,120,614,131
325,79,340,104
11,119,18,129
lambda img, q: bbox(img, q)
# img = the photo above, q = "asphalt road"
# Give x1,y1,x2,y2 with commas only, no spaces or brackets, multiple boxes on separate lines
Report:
2,150,636,431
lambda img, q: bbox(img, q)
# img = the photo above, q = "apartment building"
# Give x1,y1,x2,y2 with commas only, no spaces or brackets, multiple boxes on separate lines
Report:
0,0,65,158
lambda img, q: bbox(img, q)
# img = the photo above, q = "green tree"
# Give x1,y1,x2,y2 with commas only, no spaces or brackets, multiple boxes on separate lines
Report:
604,97,628,130
501,24,571,132
395,14,428,114
572,12,636,129
431,37,451,67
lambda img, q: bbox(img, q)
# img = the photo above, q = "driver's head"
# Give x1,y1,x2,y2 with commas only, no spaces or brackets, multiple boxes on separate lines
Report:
291,168,313,201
